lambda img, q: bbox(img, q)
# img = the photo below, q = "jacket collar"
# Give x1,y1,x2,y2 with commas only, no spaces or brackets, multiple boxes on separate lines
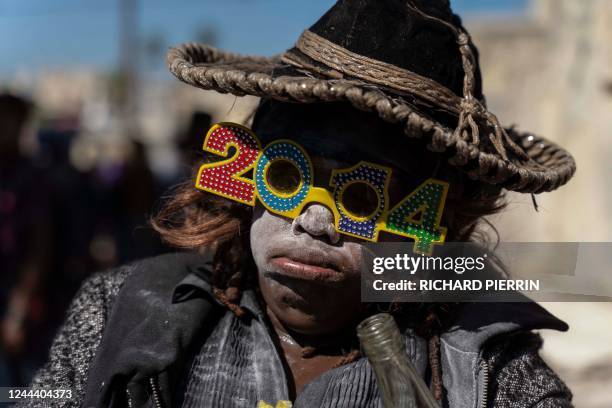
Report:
439,298,568,408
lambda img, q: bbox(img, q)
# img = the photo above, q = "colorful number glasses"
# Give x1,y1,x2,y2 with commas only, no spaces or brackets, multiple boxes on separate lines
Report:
196,123,449,255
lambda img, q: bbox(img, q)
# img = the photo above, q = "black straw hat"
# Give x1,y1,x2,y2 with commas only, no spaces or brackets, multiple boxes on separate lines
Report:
167,0,575,193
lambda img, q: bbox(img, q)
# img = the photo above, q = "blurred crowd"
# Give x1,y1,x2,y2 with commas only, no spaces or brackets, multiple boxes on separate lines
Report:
0,91,211,386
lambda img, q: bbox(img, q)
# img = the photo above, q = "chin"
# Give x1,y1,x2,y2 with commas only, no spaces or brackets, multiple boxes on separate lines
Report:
274,301,340,336
263,277,359,336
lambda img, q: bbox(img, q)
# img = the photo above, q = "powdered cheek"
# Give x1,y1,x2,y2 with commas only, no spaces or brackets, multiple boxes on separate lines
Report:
250,206,364,335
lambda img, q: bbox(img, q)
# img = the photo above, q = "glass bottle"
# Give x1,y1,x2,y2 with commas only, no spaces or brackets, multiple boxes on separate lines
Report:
357,313,438,408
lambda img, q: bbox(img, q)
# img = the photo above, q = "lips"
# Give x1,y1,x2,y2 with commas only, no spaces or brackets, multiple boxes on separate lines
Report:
268,256,347,286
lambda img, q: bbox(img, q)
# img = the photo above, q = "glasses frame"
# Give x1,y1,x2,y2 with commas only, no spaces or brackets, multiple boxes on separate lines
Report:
195,123,449,255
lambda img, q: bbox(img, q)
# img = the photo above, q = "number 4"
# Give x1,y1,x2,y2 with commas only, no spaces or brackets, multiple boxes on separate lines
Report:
384,179,449,255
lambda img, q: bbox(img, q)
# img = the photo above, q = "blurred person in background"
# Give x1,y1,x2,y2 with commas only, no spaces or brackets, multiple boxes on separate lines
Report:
176,111,212,176
110,140,164,263
0,94,166,387
0,93,53,385
34,108,165,365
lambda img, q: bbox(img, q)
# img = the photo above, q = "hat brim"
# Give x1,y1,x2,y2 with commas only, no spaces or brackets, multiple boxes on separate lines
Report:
167,43,576,194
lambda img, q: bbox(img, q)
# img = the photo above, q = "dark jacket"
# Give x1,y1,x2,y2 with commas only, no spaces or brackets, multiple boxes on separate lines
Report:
22,253,573,407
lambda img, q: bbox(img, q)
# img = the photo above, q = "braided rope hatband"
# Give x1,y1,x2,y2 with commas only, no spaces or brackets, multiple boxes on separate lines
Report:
167,43,576,193
285,29,464,115
286,29,534,164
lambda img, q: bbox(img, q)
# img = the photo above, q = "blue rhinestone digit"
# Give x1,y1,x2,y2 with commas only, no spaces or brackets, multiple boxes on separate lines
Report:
331,163,390,240
255,141,312,214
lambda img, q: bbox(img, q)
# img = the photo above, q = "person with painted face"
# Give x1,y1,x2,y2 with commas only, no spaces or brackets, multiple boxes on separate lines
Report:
23,1,576,407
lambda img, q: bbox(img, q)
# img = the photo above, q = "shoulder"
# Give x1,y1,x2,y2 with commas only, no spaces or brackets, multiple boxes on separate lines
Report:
69,256,151,315
71,251,212,329
122,251,212,283
79,262,134,303
82,251,210,300
50,261,137,338
484,331,573,408
109,251,213,306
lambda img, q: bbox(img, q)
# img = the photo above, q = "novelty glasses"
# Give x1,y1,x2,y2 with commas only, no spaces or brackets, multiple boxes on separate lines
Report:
196,123,449,255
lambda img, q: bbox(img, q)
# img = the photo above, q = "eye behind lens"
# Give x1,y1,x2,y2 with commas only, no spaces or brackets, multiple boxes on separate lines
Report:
341,182,380,219
265,159,303,195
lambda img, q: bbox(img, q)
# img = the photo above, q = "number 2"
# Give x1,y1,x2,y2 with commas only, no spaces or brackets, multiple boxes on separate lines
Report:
196,123,261,205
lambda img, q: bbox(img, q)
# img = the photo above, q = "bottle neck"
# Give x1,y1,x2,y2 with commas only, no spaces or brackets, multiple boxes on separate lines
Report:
357,313,405,361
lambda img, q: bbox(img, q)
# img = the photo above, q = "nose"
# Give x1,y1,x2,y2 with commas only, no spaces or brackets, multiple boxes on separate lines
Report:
292,204,340,244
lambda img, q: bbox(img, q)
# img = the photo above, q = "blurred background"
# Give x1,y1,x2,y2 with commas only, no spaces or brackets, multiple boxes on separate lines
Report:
0,0,610,406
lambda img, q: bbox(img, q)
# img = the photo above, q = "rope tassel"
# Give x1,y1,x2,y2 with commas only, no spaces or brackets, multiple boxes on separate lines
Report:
408,1,531,163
